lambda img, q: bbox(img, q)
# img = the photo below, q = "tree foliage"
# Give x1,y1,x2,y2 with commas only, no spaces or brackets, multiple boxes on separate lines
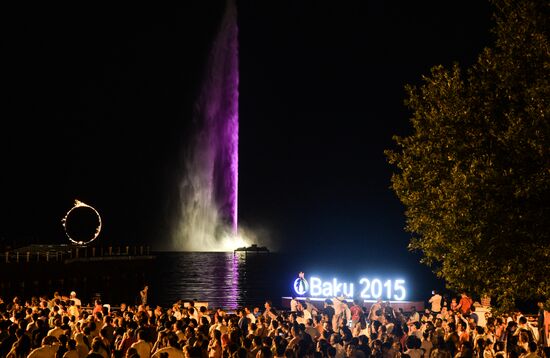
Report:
386,0,550,311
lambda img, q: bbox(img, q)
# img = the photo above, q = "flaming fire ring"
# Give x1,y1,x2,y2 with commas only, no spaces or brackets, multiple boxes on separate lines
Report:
61,200,102,246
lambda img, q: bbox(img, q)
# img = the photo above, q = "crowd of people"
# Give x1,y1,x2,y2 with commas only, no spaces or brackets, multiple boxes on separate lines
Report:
0,289,548,358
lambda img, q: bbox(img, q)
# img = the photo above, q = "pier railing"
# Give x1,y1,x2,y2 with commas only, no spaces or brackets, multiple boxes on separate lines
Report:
2,245,152,264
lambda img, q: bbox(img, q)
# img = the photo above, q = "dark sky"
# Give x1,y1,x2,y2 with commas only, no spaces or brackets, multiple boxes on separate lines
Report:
2,1,492,263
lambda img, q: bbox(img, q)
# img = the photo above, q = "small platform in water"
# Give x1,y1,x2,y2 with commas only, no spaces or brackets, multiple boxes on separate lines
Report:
234,244,269,254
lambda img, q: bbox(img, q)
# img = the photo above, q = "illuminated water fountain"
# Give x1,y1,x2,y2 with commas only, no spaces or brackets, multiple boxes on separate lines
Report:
172,0,248,251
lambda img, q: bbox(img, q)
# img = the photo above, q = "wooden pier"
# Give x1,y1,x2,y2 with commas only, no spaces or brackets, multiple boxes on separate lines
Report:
2,244,154,264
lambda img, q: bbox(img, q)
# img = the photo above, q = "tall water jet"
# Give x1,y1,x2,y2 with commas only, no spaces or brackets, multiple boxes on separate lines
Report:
171,0,241,251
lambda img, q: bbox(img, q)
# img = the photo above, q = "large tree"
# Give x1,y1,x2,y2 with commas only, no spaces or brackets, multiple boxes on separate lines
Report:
386,0,549,311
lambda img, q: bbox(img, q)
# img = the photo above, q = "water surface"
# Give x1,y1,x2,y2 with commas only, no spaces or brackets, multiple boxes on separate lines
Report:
0,251,440,309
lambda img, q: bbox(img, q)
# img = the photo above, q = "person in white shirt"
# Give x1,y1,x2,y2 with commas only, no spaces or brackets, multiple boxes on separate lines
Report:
304,298,319,318
290,297,299,312
47,318,64,339
368,299,383,322
69,292,81,307
421,331,433,358
199,306,211,324
302,307,312,322
188,307,200,322
408,306,420,325
429,291,442,315
130,331,152,358
28,336,59,358
245,307,256,324
151,335,184,358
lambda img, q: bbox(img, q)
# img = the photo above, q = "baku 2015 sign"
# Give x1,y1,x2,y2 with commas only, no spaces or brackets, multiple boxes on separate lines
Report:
293,272,407,301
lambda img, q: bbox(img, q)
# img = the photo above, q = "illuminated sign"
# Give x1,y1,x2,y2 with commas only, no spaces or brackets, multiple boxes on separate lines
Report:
293,272,309,295
292,273,407,301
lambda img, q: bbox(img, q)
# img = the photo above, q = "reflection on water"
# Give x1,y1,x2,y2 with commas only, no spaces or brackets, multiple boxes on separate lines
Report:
0,252,278,309
150,252,282,309
152,252,244,309
0,252,439,309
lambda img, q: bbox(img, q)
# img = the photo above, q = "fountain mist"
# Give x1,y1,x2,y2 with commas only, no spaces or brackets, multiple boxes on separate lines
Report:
171,0,244,251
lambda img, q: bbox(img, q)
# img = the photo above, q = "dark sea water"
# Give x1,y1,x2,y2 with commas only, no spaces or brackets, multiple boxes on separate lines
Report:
0,251,442,310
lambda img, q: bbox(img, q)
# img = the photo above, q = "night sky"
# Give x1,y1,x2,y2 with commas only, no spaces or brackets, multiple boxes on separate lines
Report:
2,0,492,267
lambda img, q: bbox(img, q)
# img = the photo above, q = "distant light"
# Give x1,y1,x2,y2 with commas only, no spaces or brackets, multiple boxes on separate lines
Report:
220,232,250,251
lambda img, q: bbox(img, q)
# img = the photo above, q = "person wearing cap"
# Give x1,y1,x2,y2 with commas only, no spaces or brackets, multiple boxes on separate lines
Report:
69,292,81,307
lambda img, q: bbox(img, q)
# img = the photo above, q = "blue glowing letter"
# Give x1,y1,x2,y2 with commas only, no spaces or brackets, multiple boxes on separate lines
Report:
310,277,322,296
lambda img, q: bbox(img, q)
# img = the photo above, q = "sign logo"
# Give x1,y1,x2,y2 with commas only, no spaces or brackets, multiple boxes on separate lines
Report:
293,272,309,295
291,273,408,300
